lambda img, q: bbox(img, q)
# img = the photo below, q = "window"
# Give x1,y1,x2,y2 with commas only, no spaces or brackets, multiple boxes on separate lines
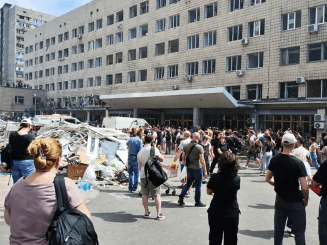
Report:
51,52,55,61
139,47,148,58
87,77,94,87
57,82,62,90
168,39,179,53
78,79,84,88
88,22,94,32
107,35,114,45
247,52,264,69
95,76,101,86
128,49,136,61
130,5,137,18
247,85,262,100
46,39,50,47
156,43,165,56
72,63,77,72
157,0,166,9
25,60,29,67
46,69,50,77
64,48,69,57
88,41,94,51
186,62,198,75
205,2,218,19
106,75,113,85
308,42,327,62
226,56,242,71
309,5,327,25
72,45,77,55
203,59,216,74
129,28,137,40
58,66,63,74
63,81,68,90
58,50,63,59
155,67,165,80
156,19,166,32
307,80,327,98
282,11,301,30
78,61,84,70
51,37,55,45
204,31,217,47
79,25,84,35
168,65,178,78
39,85,43,90
96,19,102,29
40,56,43,64
71,80,77,89
140,1,149,14
248,19,265,37
15,96,24,105
39,70,43,78
72,28,77,38
169,14,180,28
115,73,122,84
95,38,102,49
128,71,136,83
228,25,243,41
29,45,33,53
35,71,38,79
106,54,113,65
280,47,300,65
116,52,123,63
25,74,28,80
63,65,68,74
40,41,43,49
170,0,180,3
64,31,69,41
45,54,50,62
107,14,114,25
116,32,123,43
45,84,49,91
188,35,199,49
88,59,94,68
79,44,84,53
140,24,148,37
95,57,102,67
50,83,55,91
226,86,241,100
35,43,39,51
139,70,147,81
25,47,29,54
229,0,243,12
189,8,200,23
116,11,124,22
279,82,298,98
249,0,266,6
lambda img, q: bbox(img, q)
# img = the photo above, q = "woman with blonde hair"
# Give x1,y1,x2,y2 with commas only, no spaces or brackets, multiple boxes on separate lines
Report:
4,138,90,245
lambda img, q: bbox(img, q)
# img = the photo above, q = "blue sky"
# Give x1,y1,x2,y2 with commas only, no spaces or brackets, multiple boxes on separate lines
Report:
5,0,93,16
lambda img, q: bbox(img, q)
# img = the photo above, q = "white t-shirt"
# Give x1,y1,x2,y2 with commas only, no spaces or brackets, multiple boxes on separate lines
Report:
137,145,161,178
178,138,192,150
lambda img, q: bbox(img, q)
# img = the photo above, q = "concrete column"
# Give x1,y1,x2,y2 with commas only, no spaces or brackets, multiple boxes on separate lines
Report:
133,108,138,118
199,109,204,126
86,111,90,122
69,111,72,116
161,111,165,126
249,109,257,130
193,107,200,127
105,109,109,117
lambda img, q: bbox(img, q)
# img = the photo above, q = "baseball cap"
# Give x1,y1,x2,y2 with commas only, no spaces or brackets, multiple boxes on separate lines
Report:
282,134,296,144
21,118,33,125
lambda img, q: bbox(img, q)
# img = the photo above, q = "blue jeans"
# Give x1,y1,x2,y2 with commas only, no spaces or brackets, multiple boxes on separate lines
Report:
275,149,279,156
319,197,327,244
311,152,320,170
12,159,34,184
179,168,203,204
128,156,139,191
166,141,172,154
262,152,272,174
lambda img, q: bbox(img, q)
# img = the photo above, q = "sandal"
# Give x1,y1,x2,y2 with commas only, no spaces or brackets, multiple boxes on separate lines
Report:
144,212,151,218
157,213,165,220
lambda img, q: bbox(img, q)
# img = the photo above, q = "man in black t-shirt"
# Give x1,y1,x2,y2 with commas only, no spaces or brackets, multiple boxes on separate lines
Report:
210,131,223,174
266,133,308,245
311,160,327,244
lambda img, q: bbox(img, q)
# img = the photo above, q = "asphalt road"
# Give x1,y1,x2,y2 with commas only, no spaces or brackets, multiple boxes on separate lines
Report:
0,154,321,244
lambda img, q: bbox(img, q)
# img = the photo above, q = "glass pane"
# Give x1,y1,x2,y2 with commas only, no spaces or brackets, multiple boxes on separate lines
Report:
288,13,295,29
274,115,282,120
322,80,327,97
307,80,321,98
292,116,299,121
318,6,324,23
233,26,238,41
302,116,310,121
255,21,260,36
309,8,316,25
281,49,287,65
289,52,299,64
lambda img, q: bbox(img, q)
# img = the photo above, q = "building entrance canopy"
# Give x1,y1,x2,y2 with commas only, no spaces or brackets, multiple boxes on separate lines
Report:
100,87,238,110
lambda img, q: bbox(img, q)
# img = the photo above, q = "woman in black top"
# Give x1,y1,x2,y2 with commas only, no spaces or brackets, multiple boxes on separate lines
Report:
9,119,35,183
207,152,241,245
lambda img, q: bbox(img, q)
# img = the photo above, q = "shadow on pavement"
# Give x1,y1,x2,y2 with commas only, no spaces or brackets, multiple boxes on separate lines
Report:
248,204,275,209
251,180,267,183
239,229,274,239
92,211,144,223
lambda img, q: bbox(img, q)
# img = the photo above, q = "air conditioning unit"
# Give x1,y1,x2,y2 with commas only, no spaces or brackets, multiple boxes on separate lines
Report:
90,93,94,97
241,38,249,45
247,118,255,124
314,122,325,130
77,34,82,39
82,94,86,98
314,114,325,122
187,75,193,82
308,24,318,33
296,77,306,83
172,85,178,90
236,70,244,76
117,23,122,29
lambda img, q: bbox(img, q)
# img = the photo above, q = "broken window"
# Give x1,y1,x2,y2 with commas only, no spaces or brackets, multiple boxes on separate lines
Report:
116,52,123,63
129,28,137,40
226,86,241,100
247,85,262,100
186,62,198,76
139,24,148,37
106,54,114,65
128,71,136,83
229,0,243,12
188,35,199,49
204,2,218,19
130,5,137,18
140,1,149,14
282,11,301,30
139,70,147,81
204,31,216,47
307,80,327,98
247,52,264,69
189,8,200,23
168,39,179,53
156,43,165,56
128,49,136,61
116,32,123,43
249,0,266,6
168,65,178,78
226,56,242,71
280,47,300,65
308,42,327,62
203,59,216,74
309,5,327,25
157,0,166,9
116,11,124,23
279,82,298,98
228,25,242,42
155,67,165,80
156,19,166,32
169,14,180,28
106,75,113,85
115,73,122,84
107,35,114,45
139,47,148,58
249,19,265,37
107,14,114,25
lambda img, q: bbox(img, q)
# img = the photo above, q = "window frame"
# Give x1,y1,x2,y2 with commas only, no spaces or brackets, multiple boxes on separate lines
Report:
168,64,178,78
204,2,218,19
155,67,165,80
187,34,200,50
279,82,299,99
186,62,199,76
156,18,166,32
247,52,264,69
203,30,217,47
169,14,180,29
226,55,242,71
246,84,262,100
280,46,300,66
140,1,149,15
248,19,265,38
229,0,244,12
228,25,243,42
188,8,200,23
202,59,216,74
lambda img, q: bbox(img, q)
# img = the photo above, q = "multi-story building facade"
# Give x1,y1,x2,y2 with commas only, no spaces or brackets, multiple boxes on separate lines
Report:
0,3,55,86
24,0,327,136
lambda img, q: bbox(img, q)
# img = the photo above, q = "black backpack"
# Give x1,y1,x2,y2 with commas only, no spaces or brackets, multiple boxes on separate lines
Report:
166,130,171,141
144,148,168,187
1,143,12,171
47,176,99,245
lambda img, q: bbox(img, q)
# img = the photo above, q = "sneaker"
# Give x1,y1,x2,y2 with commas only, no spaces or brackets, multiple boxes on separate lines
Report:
178,199,185,206
185,191,191,197
260,173,266,176
242,165,248,169
144,212,151,218
177,185,183,189
290,233,295,237
157,213,165,220
195,203,206,207
202,180,207,184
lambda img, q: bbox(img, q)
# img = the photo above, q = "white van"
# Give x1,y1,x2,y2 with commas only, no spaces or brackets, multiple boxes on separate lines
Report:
34,115,81,125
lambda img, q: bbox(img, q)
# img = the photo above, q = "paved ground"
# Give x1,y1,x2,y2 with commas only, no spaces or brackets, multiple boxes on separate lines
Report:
0,154,321,244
